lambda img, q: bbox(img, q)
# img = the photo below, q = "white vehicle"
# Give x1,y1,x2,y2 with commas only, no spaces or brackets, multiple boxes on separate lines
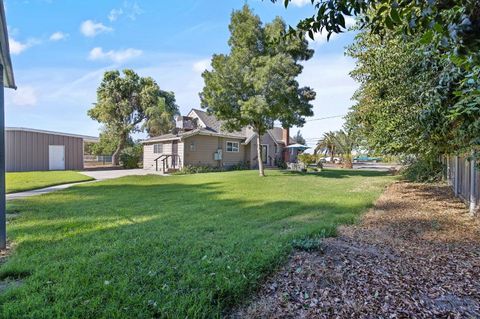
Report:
321,156,341,164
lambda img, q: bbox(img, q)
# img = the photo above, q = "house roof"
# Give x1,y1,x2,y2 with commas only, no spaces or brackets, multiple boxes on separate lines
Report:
0,1,16,89
6,127,99,143
142,108,290,144
189,108,246,138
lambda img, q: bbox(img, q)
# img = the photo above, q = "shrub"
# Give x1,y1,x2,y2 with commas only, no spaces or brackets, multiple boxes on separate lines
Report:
173,162,250,175
119,145,142,169
401,155,445,182
228,162,250,171
297,153,317,167
291,237,324,252
275,157,287,169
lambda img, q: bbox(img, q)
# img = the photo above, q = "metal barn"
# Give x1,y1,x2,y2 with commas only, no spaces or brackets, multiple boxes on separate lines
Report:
5,127,98,172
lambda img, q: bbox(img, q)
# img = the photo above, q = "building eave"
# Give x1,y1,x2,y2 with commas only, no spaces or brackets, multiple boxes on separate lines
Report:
0,1,16,89
6,127,99,142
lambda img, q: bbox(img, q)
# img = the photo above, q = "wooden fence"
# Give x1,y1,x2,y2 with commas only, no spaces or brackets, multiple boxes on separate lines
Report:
445,155,479,215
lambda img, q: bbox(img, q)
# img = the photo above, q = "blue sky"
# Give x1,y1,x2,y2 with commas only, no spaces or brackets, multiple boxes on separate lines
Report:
4,0,358,146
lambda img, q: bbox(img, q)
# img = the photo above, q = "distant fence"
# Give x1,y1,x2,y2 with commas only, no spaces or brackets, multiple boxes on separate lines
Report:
84,155,113,166
445,155,479,214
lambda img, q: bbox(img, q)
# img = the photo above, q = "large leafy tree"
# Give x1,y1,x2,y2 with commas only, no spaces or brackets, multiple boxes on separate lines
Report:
143,90,180,137
275,0,480,157
200,5,316,176
88,69,178,165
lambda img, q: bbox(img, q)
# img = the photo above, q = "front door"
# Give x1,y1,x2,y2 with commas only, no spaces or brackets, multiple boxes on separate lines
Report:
172,141,178,167
261,145,268,165
49,145,65,170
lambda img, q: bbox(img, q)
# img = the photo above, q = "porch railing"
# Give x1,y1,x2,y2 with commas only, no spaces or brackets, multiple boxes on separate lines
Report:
154,154,181,172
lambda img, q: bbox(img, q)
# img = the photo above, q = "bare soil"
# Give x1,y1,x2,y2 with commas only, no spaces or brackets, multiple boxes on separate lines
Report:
232,182,480,318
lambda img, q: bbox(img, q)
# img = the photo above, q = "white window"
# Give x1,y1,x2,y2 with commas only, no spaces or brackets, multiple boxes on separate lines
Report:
190,141,196,152
226,141,239,152
274,144,278,154
153,144,163,154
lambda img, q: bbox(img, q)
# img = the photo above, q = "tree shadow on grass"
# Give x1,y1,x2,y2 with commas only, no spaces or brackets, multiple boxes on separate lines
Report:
278,169,392,179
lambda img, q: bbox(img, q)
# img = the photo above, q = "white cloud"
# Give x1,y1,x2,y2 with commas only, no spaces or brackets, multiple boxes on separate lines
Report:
88,47,143,63
108,2,143,22
80,20,113,37
290,0,312,7
127,2,143,20
49,31,68,41
10,86,38,106
9,37,40,55
108,8,123,22
192,59,211,73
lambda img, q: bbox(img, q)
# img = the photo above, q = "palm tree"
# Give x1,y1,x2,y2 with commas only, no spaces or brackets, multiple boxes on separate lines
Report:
333,130,355,169
315,131,337,161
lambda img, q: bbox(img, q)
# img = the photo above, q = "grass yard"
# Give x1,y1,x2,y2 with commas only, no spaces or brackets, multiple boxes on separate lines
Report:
6,171,94,194
1,169,393,318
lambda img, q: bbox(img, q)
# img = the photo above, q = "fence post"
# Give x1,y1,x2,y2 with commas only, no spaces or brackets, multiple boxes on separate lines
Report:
470,151,476,215
454,156,459,196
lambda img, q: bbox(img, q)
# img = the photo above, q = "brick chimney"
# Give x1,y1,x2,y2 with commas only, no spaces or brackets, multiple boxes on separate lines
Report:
282,127,290,163
282,127,290,145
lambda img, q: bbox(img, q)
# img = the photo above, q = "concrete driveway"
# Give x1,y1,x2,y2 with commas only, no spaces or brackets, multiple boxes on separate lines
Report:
7,169,162,201
81,169,162,181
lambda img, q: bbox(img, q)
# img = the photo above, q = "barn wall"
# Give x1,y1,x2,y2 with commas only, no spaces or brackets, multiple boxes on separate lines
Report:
6,130,84,172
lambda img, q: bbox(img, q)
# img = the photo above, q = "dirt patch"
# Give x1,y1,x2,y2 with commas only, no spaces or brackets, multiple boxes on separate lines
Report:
231,182,480,318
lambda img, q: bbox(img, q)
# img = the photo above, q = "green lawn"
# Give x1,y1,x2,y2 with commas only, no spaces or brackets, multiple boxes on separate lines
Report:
6,171,94,194
1,169,393,318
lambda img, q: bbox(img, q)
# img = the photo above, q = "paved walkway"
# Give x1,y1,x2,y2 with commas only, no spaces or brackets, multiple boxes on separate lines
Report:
81,169,161,181
7,169,162,201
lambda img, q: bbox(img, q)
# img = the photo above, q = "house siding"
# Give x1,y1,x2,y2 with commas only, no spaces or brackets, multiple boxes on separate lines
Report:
247,132,282,168
183,135,245,168
143,141,180,171
6,130,84,172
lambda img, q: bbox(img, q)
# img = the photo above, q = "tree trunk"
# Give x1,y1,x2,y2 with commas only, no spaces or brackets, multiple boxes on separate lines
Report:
344,154,353,169
256,133,265,177
112,133,127,166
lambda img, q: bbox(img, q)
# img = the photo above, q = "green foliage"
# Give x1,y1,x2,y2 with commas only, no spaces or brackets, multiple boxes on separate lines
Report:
275,157,287,169
119,145,143,169
200,5,316,176
88,70,178,164
173,162,250,175
297,153,316,166
291,236,325,252
293,130,306,145
315,131,337,157
173,165,221,175
279,0,480,157
143,90,180,137
83,142,96,155
2,170,393,318
333,130,355,168
91,127,134,156
401,156,445,183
